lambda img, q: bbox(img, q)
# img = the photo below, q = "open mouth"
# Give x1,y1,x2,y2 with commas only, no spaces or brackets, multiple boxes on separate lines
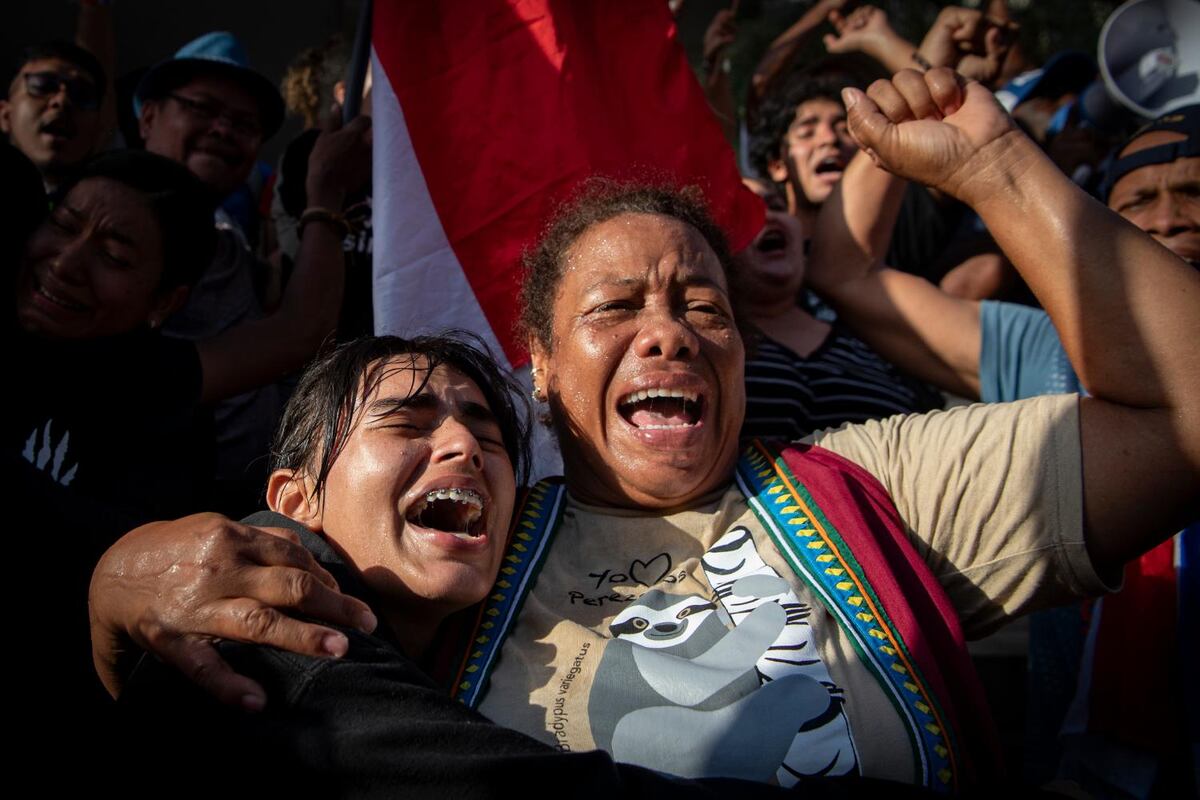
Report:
755,227,788,254
406,488,485,539
814,155,845,176
33,276,88,313
39,118,75,139
618,387,704,430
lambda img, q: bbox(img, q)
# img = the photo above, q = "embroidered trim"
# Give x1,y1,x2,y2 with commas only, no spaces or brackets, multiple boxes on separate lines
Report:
451,480,566,708
737,442,958,792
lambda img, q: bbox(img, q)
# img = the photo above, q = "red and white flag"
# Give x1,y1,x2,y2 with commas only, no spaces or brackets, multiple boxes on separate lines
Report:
371,0,763,368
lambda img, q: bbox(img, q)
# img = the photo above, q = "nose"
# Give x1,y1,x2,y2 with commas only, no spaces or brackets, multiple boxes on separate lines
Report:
430,416,485,471
1141,193,1194,241
48,237,90,285
633,309,700,361
814,120,839,146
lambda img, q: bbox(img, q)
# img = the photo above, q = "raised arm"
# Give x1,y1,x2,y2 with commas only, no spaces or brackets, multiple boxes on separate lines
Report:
846,68,1200,574
751,0,848,100
196,112,372,403
807,91,983,399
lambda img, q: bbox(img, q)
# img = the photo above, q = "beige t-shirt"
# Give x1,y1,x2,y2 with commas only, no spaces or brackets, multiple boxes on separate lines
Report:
477,395,1107,786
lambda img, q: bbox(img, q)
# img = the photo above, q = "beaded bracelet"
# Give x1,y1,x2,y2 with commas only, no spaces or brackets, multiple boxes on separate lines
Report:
298,207,351,239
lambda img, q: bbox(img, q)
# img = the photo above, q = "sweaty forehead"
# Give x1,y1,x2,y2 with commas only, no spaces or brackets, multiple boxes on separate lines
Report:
790,98,845,126
363,357,487,410
562,213,726,292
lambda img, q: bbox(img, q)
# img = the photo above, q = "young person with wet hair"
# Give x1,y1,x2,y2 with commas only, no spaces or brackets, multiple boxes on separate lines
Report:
115,332,934,800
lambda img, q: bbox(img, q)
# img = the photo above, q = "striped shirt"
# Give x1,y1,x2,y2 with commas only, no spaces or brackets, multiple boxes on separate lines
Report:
742,331,944,441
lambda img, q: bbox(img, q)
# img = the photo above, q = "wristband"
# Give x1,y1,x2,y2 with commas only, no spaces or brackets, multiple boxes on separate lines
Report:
298,207,350,239
911,50,933,72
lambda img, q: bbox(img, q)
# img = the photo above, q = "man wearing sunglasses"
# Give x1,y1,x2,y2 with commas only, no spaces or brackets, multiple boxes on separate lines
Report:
1,41,106,192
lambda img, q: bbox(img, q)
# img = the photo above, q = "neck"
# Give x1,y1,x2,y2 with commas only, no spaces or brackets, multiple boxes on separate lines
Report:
751,305,830,358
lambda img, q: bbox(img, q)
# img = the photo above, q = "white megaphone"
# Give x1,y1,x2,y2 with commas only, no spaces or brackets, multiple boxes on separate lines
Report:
1085,0,1200,121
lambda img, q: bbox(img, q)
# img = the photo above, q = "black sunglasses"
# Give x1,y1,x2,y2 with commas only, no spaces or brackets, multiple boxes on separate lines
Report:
22,71,101,110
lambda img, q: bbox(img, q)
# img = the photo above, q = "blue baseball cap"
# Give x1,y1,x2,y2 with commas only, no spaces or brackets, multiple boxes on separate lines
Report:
133,31,284,139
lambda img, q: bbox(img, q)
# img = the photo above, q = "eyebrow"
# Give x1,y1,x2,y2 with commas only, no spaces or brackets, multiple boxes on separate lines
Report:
57,204,137,247
793,112,845,127
582,272,728,294
367,392,498,425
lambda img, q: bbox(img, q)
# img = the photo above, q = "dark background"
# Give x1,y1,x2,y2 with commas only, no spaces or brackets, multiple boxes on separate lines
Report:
4,0,1119,164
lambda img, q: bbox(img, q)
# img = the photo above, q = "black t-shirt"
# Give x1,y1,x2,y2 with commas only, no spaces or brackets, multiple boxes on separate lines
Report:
743,330,944,442
886,184,966,285
8,324,211,558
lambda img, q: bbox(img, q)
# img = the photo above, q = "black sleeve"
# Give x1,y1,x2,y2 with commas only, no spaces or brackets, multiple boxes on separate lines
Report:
117,632,929,799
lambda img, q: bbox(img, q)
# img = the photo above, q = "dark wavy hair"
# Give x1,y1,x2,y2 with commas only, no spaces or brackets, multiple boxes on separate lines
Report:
518,178,744,353
271,333,532,501
748,72,857,182
63,149,216,289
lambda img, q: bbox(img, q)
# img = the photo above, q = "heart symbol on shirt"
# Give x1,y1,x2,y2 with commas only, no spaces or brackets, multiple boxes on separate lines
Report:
629,553,672,586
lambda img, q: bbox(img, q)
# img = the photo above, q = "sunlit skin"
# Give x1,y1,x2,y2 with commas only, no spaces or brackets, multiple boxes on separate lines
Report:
139,74,264,199
1107,130,1200,266
269,360,516,658
530,213,745,511
767,98,858,220
14,177,185,340
0,57,102,182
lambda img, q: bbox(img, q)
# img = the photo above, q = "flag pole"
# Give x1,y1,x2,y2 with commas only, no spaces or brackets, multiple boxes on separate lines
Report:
343,0,373,122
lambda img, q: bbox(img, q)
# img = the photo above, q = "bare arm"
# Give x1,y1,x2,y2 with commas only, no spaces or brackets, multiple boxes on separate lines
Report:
822,5,916,76
808,128,983,398
752,0,848,100
75,0,117,150
700,6,739,147
197,113,372,404
846,68,1200,575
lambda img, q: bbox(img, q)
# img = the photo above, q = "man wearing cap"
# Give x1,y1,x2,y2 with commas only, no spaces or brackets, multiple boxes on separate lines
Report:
1,41,107,192
804,102,1199,798
135,31,371,513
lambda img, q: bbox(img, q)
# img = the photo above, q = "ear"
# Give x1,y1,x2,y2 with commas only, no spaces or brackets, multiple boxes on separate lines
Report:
146,285,189,329
0,100,12,135
267,469,323,531
528,336,551,395
766,156,789,184
138,101,158,143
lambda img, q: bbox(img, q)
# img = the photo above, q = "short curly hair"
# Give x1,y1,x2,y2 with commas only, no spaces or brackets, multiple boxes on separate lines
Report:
518,179,744,353
748,72,857,182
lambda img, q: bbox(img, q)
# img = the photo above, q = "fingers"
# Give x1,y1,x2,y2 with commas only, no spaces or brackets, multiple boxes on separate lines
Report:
160,635,269,711
256,526,339,591
841,86,887,163
213,597,355,658
239,563,378,633
926,68,968,117
868,68,966,122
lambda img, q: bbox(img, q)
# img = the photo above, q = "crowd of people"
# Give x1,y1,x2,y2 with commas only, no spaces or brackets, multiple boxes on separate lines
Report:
5,1,1197,798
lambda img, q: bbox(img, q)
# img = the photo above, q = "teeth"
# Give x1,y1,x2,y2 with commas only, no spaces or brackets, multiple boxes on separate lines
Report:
424,487,483,509
638,424,693,430
620,388,700,406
